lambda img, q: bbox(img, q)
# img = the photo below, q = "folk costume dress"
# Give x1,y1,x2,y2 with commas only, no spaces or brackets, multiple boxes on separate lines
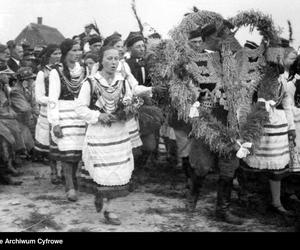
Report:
242,75,295,176
75,72,134,199
48,62,87,162
34,65,52,153
117,59,152,149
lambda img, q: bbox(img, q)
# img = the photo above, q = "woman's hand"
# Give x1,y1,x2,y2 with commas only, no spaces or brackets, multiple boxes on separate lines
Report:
53,125,63,138
98,113,118,124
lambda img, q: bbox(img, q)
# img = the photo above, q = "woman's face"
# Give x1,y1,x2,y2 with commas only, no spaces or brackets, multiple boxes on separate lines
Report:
0,48,10,62
284,50,298,68
101,49,119,74
49,49,62,65
85,58,96,72
66,44,81,63
113,40,124,58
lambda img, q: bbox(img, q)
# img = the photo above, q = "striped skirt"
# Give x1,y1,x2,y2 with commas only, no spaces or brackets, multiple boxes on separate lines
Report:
50,100,86,162
243,109,290,173
35,104,50,153
126,117,142,149
78,121,134,198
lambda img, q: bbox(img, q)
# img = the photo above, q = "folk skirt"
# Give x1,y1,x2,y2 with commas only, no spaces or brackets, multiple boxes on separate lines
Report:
78,120,134,199
50,100,86,162
243,109,290,176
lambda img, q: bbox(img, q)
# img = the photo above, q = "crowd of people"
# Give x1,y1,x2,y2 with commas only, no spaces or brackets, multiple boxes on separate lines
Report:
1,12,300,230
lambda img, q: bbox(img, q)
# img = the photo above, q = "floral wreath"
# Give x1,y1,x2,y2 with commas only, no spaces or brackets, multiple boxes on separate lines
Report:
148,8,282,157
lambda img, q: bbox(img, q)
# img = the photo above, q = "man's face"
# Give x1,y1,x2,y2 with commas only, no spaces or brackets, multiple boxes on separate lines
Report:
130,40,146,59
85,26,92,35
0,48,10,62
90,42,102,53
188,36,205,52
14,46,24,60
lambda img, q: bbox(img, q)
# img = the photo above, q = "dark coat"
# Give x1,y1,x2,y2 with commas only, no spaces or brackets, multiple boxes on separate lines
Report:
7,58,20,73
126,57,151,87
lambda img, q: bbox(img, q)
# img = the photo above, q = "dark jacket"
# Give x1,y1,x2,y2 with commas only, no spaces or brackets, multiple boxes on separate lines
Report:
126,57,151,87
7,58,20,73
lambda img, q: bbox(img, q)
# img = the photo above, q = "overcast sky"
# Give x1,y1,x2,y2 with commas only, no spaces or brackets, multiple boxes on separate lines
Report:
0,0,300,49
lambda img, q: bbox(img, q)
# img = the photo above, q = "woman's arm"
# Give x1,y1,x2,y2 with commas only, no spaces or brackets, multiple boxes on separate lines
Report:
35,71,49,105
75,80,101,124
48,69,61,126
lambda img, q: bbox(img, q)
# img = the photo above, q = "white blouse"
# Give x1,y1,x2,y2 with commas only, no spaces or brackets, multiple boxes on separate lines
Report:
35,68,50,105
75,72,133,125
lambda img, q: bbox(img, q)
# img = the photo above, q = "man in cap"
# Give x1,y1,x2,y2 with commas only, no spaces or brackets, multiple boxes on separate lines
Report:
88,35,102,55
10,67,37,156
7,41,24,73
0,64,25,183
182,21,245,225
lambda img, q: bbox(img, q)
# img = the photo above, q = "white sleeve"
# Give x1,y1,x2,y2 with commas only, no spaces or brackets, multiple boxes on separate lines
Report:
282,81,295,131
35,71,49,105
48,69,61,126
75,80,101,124
123,61,152,97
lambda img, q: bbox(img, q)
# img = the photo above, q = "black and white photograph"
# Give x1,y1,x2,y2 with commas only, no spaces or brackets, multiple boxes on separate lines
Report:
0,0,300,235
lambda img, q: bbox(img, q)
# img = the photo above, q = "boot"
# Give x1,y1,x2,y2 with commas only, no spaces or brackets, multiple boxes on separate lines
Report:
49,161,61,185
6,160,23,177
72,162,79,191
183,157,203,212
94,191,104,213
215,176,244,225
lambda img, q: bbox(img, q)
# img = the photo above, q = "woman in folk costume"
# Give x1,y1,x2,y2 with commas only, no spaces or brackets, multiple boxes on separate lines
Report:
241,39,297,216
83,52,98,77
75,45,135,225
35,44,62,184
48,39,87,201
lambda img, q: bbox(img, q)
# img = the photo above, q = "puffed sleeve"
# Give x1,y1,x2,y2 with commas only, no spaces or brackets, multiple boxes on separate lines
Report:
35,71,49,105
75,80,101,124
48,69,61,126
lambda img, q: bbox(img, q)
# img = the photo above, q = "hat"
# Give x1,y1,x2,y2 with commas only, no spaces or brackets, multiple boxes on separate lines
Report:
280,38,290,48
60,39,75,58
200,23,217,40
85,23,93,29
189,26,202,40
16,67,36,80
88,36,102,45
84,52,99,62
125,32,144,47
0,44,8,53
39,44,60,59
148,32,161,39
6,40,15,49
103,33,122,47
244,40,259,50
23,51,36,60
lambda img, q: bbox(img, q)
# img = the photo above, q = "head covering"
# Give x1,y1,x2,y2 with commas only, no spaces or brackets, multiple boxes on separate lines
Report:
189,26,202,40
88,36,102,45
0,44,8,53
103,33,122,47
244,40,259,50
200,23,217,40
60,39,75,59
16,67,36,80
40,44,60,59
23,51,36,60
84,52,99,62
6,40,15,49
148,32,161,39
85,23,93,29
125,32,144,48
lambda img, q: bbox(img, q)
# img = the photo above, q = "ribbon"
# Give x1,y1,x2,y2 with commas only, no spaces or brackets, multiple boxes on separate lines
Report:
257,98,276,112
236,140,252,159
189,101,200,118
